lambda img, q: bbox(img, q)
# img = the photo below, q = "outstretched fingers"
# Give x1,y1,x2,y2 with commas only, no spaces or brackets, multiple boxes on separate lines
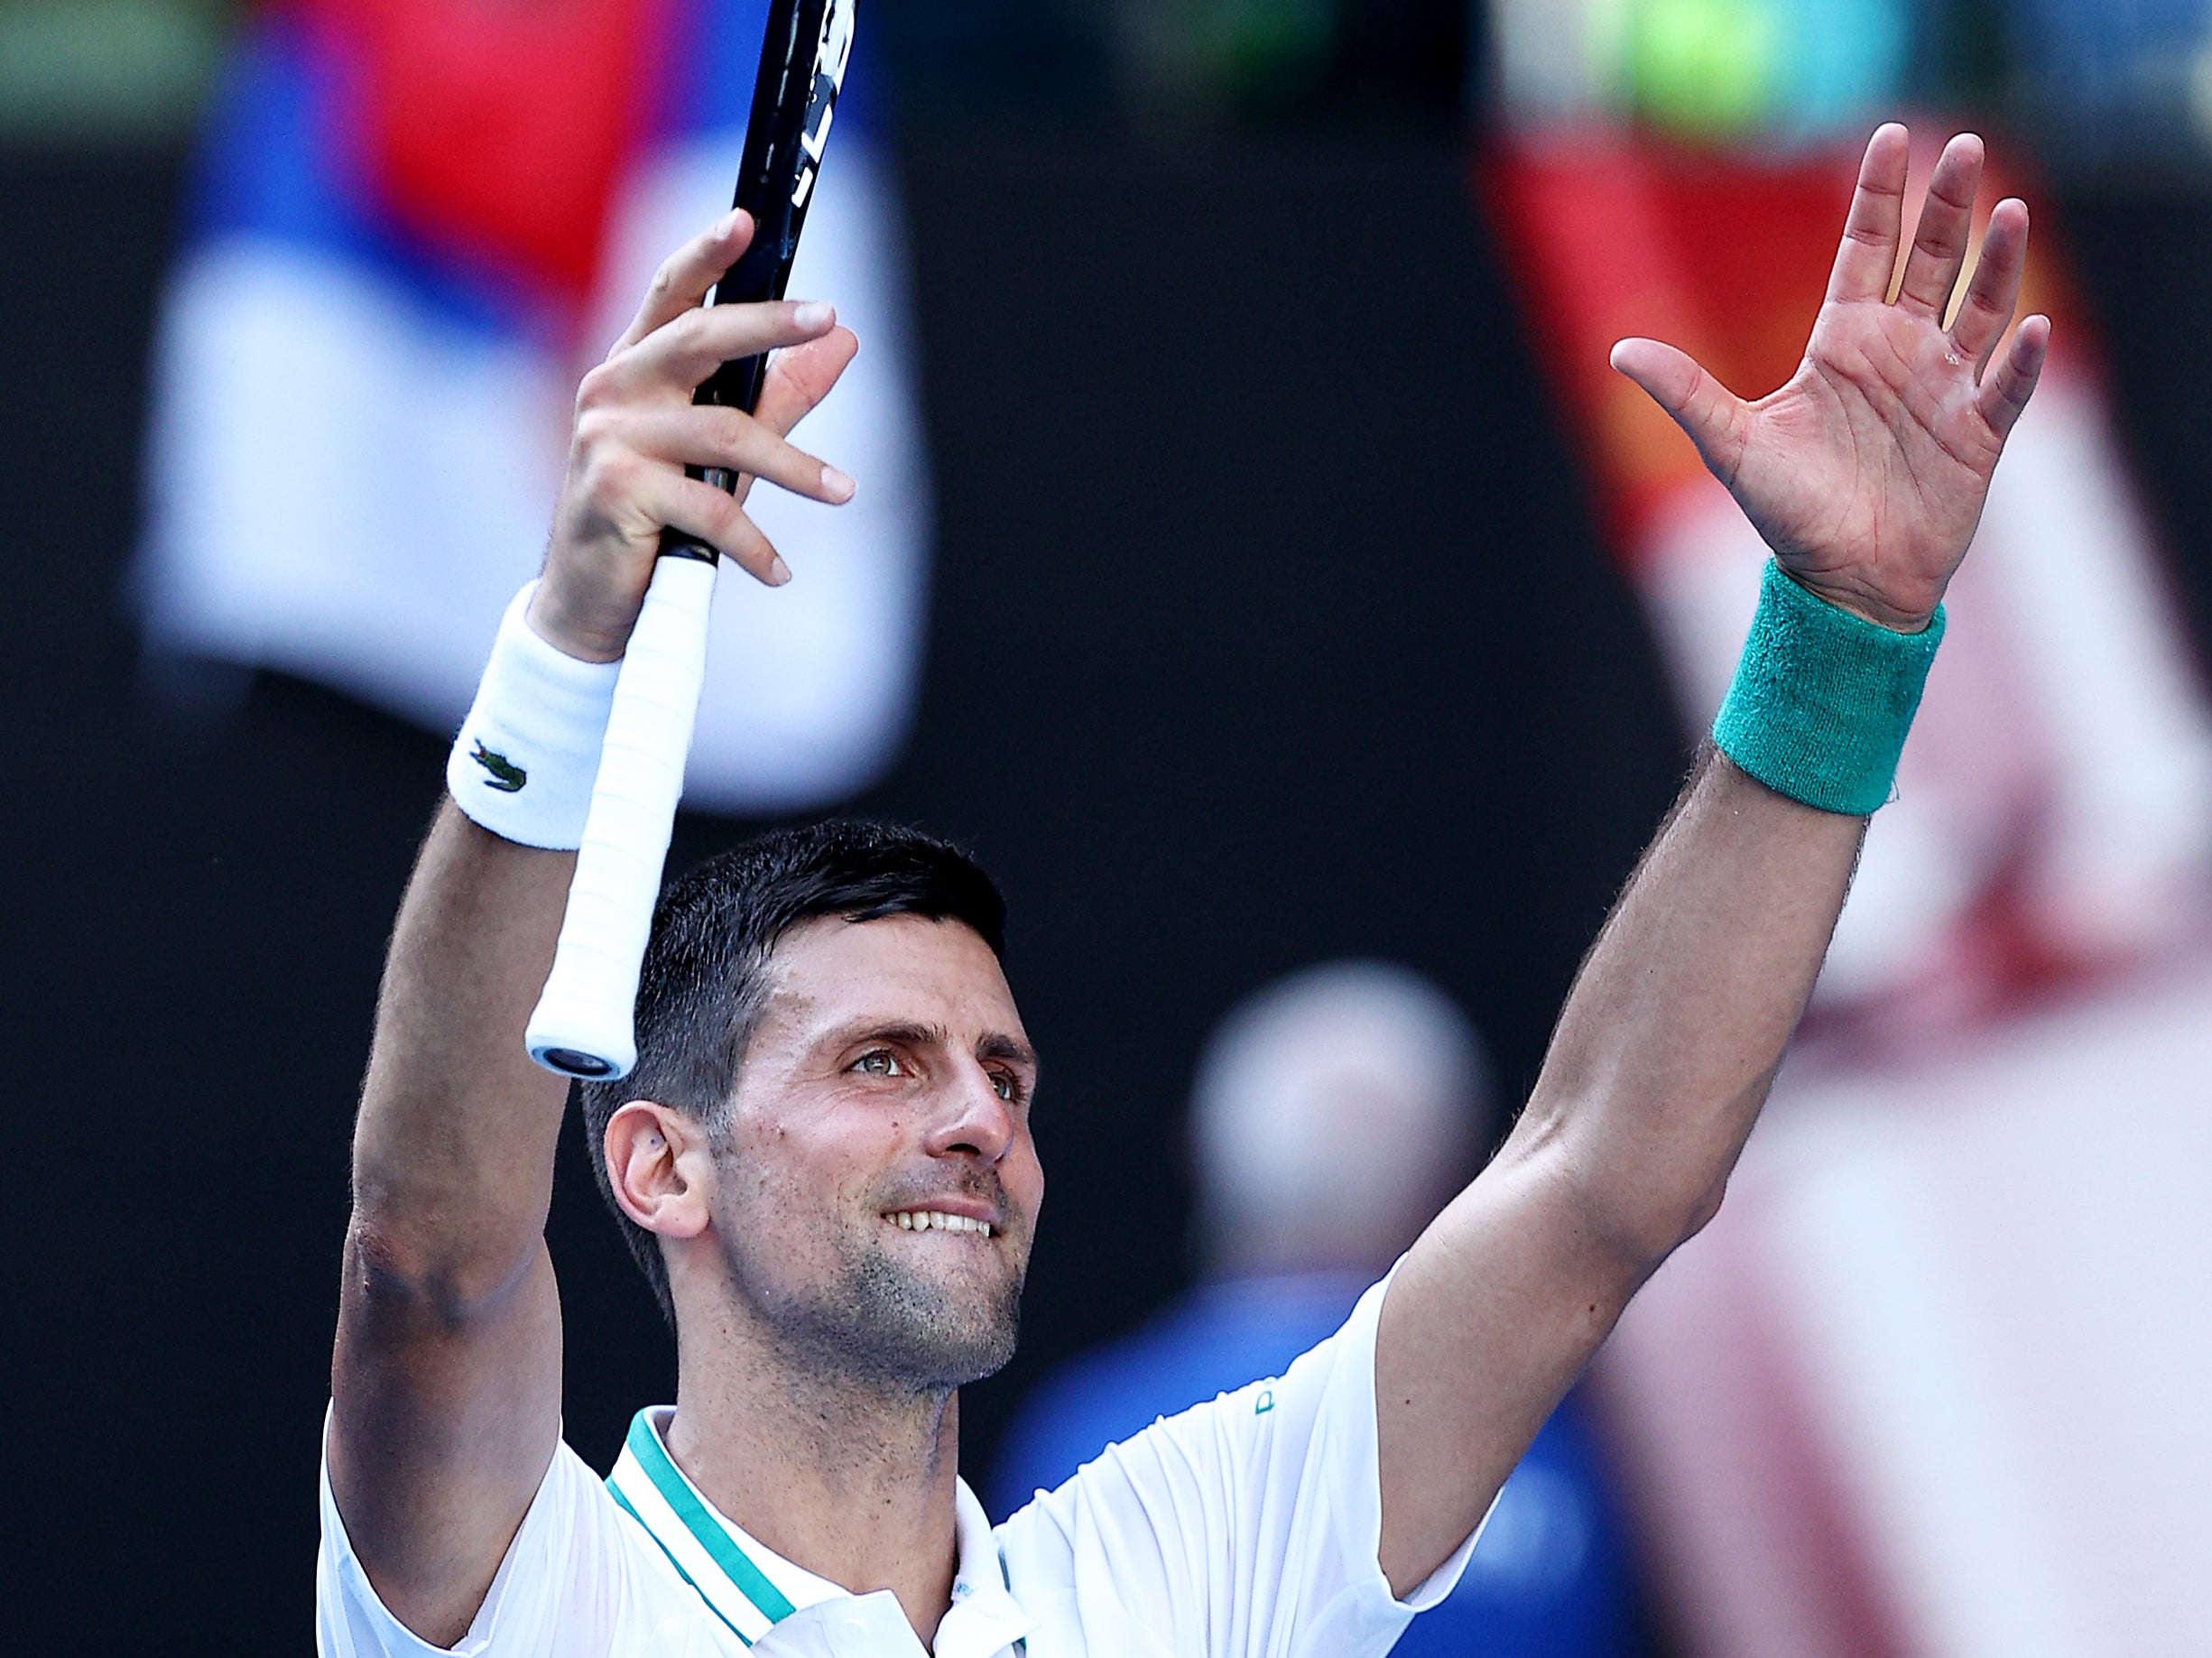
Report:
1949,198,2029,376
626,405,855,506
1610,337,1749,479
1895,133,1985,320
1977,314,2050,439
602,300,840,402
1826,122,1911,305
611,211,754,356
643,469,791,587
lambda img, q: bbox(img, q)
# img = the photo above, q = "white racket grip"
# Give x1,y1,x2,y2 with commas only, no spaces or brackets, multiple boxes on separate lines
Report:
525,555,720,1079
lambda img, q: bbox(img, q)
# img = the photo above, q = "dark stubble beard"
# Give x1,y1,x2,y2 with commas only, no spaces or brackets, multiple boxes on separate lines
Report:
726,1209,1027,1394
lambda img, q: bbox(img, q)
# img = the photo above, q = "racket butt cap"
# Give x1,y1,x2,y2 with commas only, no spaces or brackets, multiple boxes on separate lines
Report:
525,1006,638,1081
532,1044,630,1081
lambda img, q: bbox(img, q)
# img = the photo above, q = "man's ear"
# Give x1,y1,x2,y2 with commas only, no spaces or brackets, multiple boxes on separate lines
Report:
604,1100,716,1241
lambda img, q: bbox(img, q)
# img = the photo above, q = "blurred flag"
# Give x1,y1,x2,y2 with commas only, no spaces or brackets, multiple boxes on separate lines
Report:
134,0,933,812
1603,957,2212,1658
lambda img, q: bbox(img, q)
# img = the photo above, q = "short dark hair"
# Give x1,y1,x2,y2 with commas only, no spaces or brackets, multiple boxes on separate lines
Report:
578,819,1007,1323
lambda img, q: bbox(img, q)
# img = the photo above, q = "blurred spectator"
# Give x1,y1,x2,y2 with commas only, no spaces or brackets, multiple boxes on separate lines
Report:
990,960,1647,1657
133,0,932,812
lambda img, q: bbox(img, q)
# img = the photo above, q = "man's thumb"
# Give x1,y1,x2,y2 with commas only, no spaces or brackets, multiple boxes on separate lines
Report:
1609,338,1744,473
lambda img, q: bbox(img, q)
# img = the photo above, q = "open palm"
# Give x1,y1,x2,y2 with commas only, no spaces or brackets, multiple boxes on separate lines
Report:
1613,125,2050,634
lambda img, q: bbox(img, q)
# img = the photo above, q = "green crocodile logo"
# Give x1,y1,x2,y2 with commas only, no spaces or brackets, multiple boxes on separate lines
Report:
469,741,527,793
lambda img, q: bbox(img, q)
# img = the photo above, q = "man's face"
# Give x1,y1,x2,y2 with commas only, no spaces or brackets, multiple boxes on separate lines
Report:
702,912,1042,1393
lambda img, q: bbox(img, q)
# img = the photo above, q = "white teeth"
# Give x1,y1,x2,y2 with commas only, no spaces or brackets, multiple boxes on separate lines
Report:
886,1209,995,1237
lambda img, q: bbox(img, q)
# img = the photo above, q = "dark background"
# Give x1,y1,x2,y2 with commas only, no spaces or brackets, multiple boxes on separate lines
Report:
10,74,2212,1656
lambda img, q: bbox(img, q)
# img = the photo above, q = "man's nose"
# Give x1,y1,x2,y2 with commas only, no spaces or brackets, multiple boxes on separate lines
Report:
922,1061,1015,1162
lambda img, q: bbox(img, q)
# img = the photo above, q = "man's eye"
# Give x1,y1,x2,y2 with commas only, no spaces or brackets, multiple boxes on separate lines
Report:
854,1051,904,1078
990,1070,1021,1103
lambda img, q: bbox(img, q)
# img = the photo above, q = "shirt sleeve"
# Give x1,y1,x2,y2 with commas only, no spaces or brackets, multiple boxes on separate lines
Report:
316,1413,627,1658
996,1271,1485,1658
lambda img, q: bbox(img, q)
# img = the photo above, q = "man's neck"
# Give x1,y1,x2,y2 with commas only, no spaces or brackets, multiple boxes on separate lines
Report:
663,1338,964,1648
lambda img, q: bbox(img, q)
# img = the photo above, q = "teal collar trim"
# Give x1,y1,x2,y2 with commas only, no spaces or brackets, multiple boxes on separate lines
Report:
606,1409,821,1642
606,1405,1037,1655
605,1479,755,1647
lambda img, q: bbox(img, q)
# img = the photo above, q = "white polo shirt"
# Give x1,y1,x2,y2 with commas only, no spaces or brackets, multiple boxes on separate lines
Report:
319,1275,1480,1656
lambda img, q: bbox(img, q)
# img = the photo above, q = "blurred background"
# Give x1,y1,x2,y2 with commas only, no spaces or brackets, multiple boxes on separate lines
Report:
6,0,2212,1652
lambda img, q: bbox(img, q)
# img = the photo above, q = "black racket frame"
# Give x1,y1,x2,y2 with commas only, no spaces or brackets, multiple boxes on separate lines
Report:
662,0,847,564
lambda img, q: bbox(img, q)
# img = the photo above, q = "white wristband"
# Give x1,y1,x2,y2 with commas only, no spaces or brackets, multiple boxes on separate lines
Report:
448,582,623,850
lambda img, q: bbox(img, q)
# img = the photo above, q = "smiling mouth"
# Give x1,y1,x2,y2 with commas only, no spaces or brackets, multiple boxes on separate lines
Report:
884,1209,996,1238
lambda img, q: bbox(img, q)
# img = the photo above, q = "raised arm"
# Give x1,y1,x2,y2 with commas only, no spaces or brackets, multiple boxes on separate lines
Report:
1373,125,2050,1591
327,212,859,1644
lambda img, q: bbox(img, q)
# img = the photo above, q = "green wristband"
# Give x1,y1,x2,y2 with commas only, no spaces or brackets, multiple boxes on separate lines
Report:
1711,560,1944,816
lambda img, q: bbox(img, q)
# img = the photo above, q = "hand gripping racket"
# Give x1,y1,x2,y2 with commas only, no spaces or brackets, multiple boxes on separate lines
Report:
526,0,856,1080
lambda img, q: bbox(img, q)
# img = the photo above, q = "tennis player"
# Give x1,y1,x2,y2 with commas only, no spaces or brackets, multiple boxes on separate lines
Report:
319,125,2048,1656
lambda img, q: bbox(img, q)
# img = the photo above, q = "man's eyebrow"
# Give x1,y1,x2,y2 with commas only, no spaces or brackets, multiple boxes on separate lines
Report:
815,1019,1036,1074
827,1019,949,1051
978,1033,1039,1071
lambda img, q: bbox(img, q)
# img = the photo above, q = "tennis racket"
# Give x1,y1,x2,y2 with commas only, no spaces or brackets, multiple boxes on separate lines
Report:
526,0,856,1080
